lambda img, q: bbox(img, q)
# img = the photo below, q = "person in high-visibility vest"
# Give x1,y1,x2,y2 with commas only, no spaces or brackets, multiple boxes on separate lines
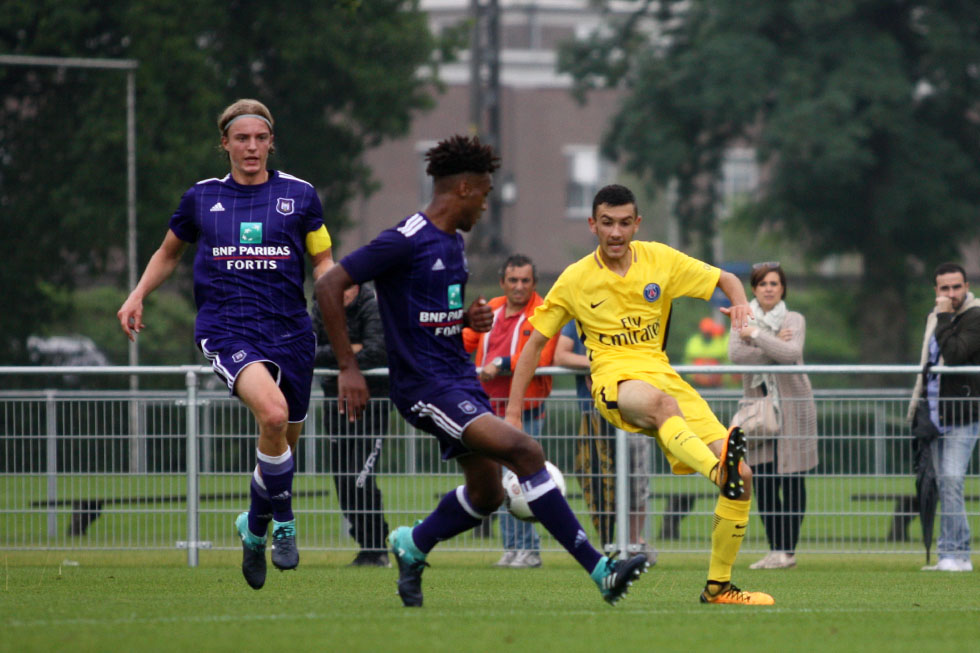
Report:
683,317,730,388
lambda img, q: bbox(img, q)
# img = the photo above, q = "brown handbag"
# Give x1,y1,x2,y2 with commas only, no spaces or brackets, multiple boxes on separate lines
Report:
730,395,781,437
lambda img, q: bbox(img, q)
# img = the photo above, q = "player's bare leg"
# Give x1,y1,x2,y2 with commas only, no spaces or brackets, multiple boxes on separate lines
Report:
617,380,772,605
236,364,299,579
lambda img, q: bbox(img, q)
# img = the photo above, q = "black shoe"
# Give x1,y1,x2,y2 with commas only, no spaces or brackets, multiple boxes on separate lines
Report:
591,553,650,605
235,511,266,590
389,525,428,607
348,551,391,567
718,426,748,499
271,519,299,571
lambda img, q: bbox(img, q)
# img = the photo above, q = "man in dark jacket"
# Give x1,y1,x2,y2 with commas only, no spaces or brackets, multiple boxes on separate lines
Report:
908,262,980,572
313,282,391,566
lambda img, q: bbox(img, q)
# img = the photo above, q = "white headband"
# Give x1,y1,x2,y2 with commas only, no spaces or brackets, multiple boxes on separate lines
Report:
223,113,272,133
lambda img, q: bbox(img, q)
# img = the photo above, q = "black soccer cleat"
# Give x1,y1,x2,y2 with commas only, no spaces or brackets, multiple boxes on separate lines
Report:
235,511,267,590
389,525,429,607
591,553,650,605
718,426,748,500
270,519,299,571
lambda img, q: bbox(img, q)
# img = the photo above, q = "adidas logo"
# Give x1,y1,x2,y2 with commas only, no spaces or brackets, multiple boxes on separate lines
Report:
574,528,588,548
431,258,445,271
210,202,225,212
271,490,291,501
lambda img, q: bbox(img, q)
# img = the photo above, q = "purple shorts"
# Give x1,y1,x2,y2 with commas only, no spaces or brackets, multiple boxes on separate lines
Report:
397,385,494,460
199,332,315,423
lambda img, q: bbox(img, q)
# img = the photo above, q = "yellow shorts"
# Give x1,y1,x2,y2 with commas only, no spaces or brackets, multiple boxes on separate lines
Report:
592,367,727,475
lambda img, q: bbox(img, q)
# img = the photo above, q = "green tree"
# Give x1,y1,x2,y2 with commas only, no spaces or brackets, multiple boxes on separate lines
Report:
560,0,980,362
0,0,453,363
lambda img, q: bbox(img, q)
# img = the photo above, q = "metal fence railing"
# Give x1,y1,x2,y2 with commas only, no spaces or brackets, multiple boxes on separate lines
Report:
1,365,978,566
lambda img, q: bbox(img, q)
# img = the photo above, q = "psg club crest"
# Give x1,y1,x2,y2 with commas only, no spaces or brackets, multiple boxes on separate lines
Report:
276,197,295,216
643,283,661,302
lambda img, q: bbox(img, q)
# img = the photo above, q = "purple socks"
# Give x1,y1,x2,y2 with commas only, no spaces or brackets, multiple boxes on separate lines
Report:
411,486,491,554
256,448,295,523
521,467,602,572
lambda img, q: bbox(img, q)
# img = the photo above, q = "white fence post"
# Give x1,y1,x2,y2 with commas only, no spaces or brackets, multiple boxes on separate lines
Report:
185,370,200,567
45,390,58,540
615,428,629,556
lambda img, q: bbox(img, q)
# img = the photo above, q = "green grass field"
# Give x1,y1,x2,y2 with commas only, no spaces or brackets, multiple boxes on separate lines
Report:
2,551,978,653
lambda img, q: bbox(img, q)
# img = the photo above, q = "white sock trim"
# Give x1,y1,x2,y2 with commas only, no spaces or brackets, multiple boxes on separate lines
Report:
522,477,557,503
252,465,267,490
455,485,485,520
256,447,292,465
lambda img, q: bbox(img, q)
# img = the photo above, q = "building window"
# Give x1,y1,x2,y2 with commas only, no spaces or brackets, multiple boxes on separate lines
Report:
718,147,758,217
416,140,438,210
564,145,615,219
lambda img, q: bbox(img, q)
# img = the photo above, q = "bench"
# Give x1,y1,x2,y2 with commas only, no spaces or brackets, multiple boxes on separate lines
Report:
32,489,332,537
850,493,980,542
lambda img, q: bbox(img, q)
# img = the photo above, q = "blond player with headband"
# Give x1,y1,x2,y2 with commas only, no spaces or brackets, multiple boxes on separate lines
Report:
118,99,333,590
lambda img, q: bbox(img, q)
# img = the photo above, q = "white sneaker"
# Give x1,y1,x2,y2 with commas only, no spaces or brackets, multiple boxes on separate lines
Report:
922,557,972,572
769,552,797,569
749,552,777,569
494,551,518,567
509,551,542,568
628,542,658,567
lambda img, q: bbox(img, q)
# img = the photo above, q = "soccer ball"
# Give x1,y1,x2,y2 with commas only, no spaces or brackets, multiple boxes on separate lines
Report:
501,461,566,523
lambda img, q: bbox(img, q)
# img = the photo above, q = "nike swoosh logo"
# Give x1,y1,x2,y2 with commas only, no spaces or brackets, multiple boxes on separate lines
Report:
590,299,607,309
735,524,747,530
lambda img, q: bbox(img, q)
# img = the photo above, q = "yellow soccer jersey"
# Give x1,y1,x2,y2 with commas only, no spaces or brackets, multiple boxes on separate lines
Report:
530,241,720,380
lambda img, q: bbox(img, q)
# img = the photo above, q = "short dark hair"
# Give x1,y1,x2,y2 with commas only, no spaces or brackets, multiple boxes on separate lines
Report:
750,262,788,299
499,253,536,282
592,184,637,216
934,262,966,283
425,135,501,179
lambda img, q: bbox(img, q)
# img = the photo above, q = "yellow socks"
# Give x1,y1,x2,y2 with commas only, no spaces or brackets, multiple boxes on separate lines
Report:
707,495,750,584
657,415,718,478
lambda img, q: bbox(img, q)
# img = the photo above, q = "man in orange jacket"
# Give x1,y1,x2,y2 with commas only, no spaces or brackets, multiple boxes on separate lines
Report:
463,254,559,568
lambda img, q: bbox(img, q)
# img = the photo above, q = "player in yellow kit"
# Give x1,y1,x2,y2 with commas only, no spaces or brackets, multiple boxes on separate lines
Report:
506,184,774,605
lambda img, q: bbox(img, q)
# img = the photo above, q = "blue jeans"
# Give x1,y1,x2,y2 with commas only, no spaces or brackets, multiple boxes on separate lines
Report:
499,409,544,552
931,421,980,559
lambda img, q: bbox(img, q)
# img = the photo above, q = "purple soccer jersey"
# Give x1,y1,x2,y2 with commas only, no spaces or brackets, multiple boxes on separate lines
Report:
169,170,324,344
340,212,484,408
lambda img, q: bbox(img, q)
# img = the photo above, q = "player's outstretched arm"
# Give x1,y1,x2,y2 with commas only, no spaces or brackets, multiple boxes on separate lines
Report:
117,230,187,341
314,264,368,420
716,270,753,331
505,329,549,427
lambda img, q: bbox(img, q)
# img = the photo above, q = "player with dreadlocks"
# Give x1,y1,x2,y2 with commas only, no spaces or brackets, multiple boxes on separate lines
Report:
315,135,649,607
